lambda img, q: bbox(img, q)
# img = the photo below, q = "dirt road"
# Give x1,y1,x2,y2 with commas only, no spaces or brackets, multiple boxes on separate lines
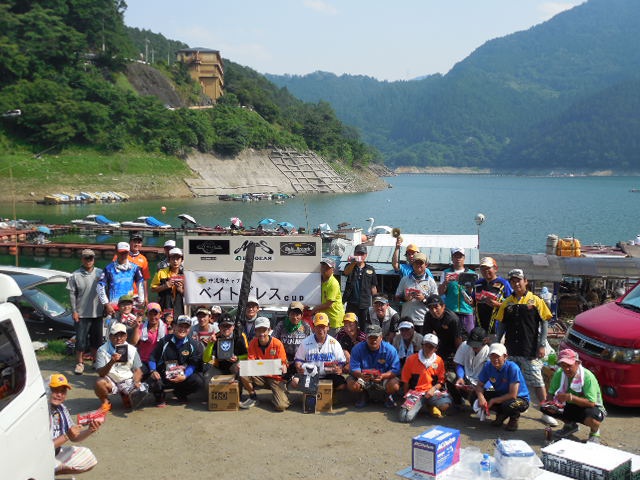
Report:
42,360,640,480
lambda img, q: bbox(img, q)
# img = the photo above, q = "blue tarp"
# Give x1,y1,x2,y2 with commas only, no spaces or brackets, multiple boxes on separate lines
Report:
145,216,170,227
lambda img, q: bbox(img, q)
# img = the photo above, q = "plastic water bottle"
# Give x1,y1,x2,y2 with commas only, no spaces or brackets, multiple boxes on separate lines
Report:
480,453,491,479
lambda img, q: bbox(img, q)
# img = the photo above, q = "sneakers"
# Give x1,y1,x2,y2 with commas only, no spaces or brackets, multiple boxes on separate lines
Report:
239,396,258,409
120,393,132,409
355,392,368,409
588,433,601,444
384,395,397,409
74,363,84,375
99,401,112,412
491,413,508,427
554,422,579,439
430,406,443,418
541,413,559,426
505,417,519,431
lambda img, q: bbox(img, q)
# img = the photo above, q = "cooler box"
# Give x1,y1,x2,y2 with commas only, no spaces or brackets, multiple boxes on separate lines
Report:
411,426,460,477
542,439,631,480
208,375,239,411
302,380,332,413
494,439,542,479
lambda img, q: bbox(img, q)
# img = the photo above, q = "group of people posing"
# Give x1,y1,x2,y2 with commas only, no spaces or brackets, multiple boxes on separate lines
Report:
52,236,606,475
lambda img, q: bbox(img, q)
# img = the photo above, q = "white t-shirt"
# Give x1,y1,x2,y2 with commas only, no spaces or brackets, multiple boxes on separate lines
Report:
453,342,490,385
294,334,346,377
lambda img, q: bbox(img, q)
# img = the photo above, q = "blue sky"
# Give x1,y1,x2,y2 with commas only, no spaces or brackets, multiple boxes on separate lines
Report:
125,0,585,81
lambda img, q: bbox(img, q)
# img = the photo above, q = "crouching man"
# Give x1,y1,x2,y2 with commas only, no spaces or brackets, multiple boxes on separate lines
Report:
94,323,143,410
239,317,290,411
542,348,606,443
475,343,530,432
49,374,100,475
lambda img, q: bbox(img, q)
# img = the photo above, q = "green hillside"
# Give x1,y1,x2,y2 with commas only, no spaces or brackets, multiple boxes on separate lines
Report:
267,0,640,172
0,0,377,176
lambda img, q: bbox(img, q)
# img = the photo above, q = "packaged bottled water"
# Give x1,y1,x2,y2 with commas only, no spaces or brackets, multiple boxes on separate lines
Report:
480,453,491,479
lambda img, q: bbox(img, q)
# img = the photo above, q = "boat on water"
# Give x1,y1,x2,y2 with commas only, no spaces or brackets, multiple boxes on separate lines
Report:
120,216,171,229
70,214,120,228
37,191,129,205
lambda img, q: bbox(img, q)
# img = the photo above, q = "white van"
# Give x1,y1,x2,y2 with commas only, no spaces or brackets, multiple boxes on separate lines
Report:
0,273,55,479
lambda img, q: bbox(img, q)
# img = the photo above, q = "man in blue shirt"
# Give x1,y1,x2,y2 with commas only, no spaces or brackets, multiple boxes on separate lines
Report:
475,343,530,432
347,325,401,408
97,242,144,317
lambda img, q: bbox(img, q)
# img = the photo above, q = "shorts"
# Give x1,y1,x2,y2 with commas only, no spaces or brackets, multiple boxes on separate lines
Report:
511,356,544,388
323,373,347,389
105,377,136,396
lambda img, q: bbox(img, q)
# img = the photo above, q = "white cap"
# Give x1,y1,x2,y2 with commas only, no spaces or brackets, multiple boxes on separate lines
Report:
247,296,259,307
117,242,130,252
168,247,183,257
451,247,465,256
164,239,176,248
255,317,270,330
398,321,414,330
110,323,127,335
422,333,439,346
489,343,507,356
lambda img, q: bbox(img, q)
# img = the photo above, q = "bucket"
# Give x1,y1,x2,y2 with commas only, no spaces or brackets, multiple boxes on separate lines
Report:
546,234,558,255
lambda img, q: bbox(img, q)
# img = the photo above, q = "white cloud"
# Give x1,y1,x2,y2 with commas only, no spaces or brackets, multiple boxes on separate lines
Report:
538,1,583,20
303,0,338,15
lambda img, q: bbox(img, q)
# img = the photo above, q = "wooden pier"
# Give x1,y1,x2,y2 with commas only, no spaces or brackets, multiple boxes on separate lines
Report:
0,242,163,260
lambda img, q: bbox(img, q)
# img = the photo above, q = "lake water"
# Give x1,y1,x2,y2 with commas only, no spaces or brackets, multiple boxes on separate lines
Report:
3,174,640,260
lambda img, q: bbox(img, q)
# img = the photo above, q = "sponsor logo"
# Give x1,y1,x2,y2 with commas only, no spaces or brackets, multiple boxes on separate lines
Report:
280,242,316,256
234,240,274,255
190,239,230,255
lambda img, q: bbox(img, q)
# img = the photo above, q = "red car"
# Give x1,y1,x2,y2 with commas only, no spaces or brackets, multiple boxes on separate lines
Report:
561,281,640,407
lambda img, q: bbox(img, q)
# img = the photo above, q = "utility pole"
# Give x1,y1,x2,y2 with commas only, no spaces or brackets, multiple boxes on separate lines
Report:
145,38,149,63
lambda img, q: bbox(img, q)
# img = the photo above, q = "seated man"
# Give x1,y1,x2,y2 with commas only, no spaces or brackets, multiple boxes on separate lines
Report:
347,324,401,408
94,323,144,410
392,319,423,367
335,311,366,370
272,301,311,380
291,312,347,391
147,315,204,406
203,313,249,379
134,303,169,379
240,317,290,411
49,373,100,475
542,348,606,443
475,343,530,432
398,333,452,423
450,326,490,406
189,306,217,351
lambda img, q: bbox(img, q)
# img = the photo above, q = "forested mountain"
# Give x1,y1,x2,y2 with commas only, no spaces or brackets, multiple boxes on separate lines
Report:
267,0,640,172
0,1,376,167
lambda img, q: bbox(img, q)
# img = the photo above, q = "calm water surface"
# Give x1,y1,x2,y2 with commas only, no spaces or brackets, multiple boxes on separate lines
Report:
3,175,640,259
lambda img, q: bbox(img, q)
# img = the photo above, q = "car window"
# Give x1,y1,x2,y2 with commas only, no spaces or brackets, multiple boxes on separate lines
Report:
22,289,66,317
0,320,27,412
620,283,640,308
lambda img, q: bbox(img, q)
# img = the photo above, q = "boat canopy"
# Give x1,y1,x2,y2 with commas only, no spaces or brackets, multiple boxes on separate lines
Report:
145,216,170,227
95,215,116,225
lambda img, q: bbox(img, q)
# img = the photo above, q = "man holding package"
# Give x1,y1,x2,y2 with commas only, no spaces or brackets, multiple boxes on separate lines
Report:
542,348,606,443
239,317,290,411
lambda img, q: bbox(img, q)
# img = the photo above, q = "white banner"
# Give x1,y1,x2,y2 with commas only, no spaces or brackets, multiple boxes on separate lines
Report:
184,270,321,306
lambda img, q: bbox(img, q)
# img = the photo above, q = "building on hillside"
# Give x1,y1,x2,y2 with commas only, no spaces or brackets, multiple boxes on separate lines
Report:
176,47,224,101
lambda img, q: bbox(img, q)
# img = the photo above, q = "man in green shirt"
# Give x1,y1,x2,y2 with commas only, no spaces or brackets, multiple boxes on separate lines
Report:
311,258,344,336
542,348,606,443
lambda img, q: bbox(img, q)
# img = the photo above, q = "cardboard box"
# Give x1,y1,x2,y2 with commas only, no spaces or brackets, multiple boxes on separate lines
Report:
542,439,631,480
548,439,640,480
412,426,461,477
239,359,282,376
208,375,239,411
542,365,557,391
302,380,333,413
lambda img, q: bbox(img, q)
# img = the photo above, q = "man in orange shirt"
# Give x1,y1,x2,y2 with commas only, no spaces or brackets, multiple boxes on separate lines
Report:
240,317,290,411
398,333,452,423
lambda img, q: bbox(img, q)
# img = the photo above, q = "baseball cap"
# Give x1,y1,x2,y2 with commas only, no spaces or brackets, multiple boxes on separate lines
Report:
373,296,388,305
425,294,444,307
422,333,439,346
405,244,420,253
451,247,465,256
398,321,414,330
354,244,367,255
110,323,127,335
255,317,271,330
467,327,487,348
288,301,305,312
313,312,329,327
118,294,134,305
117,241,130,252
49,373,72,390
168,247,183,257
210,305,222,315
196,306,211,315
247,296,260,307
130,232,143,241
343,312,358,323
81,248,95,258
479,257,497,268
489,343,508,357
558,348,580,366
366,325,383,337
320,257,336,269
147,302,162,313
164,239,176,248
508,268,526,280
413,252,428,263
176,315,192,325
219,314,234,326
